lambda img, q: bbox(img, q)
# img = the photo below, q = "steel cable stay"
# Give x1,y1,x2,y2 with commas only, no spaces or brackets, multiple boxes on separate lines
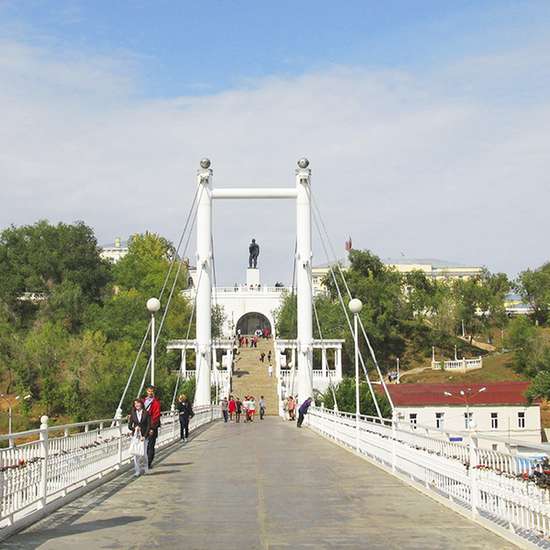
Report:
287,241,298,398
312,195,394,412
136,185,205,397
311,208,383,419
308,271,339,410
113,185,203,419
170,264,205,410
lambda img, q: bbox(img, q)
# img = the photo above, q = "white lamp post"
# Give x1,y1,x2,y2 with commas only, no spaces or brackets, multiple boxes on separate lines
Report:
444,387,486,431
146,298,161,386
348,298,363,451
1,393,31,447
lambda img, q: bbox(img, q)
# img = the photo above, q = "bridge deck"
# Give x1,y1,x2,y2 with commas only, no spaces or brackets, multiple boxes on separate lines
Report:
6,418,514,549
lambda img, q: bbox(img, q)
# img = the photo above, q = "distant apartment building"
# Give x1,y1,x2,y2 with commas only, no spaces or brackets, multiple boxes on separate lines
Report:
312,258,484,295
100,238,128,264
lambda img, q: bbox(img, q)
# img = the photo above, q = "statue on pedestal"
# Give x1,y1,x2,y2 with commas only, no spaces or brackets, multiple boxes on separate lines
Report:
248,239,260,269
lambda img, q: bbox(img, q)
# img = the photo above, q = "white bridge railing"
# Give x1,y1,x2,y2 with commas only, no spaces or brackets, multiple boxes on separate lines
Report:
307,406,550,548
0,405,220,540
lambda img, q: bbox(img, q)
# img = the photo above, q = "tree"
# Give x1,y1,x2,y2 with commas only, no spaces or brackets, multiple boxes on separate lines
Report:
517,263,550,325
0,221,111,324
321,377,392,417
114,232,180,296
506,317,550,377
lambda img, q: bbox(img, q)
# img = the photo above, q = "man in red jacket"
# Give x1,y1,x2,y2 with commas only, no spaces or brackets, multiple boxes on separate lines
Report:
143,385,161,469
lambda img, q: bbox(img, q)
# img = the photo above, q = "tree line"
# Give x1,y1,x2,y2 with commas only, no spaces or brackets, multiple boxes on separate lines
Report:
274,250,550,410
0,221,198,426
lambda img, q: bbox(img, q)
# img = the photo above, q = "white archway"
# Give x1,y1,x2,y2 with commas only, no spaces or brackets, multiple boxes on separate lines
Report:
193,158,313,407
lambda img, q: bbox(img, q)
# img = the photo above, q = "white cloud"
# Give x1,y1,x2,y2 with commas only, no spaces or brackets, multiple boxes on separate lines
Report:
0,39,549,284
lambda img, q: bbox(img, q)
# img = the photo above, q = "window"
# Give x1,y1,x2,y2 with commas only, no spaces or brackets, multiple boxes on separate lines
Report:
518,411,526,429
435,412,444,429
464,412,473,429
409,413,417,427
491,412,498,429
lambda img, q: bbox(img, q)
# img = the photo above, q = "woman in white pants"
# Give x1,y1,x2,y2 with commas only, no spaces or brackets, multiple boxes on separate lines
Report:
128,399,151,476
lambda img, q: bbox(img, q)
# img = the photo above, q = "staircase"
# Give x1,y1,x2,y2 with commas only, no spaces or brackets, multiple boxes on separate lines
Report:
232,338,279,416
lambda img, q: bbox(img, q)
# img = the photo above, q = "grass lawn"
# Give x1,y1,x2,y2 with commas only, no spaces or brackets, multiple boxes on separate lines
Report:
401,352,527,384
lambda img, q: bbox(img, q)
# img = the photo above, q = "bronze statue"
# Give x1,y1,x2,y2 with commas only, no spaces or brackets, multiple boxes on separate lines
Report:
248,239,260,268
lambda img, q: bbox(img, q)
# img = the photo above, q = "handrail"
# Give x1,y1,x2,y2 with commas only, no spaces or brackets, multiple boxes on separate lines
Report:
0,405,221,540
307,406,550,547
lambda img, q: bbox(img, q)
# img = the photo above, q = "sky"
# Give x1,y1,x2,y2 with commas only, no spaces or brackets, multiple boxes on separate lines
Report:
0,1,549,284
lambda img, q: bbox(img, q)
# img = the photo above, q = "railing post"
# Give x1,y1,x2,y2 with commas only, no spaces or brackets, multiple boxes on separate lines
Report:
391,412,397,473
115,409,123,468
171,405,177,441
39,415,49,509
469,433,479,519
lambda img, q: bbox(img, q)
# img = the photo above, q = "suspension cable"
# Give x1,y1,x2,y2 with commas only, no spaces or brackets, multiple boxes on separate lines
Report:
312,208,383,418
136,184,204,398
312,195,394,410
170,264,205,409
113,185,202,418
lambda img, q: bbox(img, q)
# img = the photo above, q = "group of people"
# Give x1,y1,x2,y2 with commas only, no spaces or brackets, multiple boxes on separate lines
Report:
128,385,161,477
128,386,195,477
221,395,267,422
282,396,313,427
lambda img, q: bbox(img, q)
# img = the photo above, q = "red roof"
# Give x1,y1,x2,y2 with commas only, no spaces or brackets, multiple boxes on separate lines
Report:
386,382,534,407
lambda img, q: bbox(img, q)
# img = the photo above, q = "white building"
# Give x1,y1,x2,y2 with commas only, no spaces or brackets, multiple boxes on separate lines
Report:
100,238,128,264
387,382,541,451
185,266,287,337
312,258,484,295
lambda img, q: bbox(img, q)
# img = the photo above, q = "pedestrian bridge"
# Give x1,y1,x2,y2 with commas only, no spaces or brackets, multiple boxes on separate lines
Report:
2,408,545,549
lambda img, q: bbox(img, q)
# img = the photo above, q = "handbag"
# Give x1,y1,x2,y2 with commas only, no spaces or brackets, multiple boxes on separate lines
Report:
129,432,144,457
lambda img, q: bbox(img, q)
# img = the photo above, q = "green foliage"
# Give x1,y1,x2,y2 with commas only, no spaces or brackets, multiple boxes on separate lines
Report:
517,263,550,325
506,317,550,377
0,220,111,324
321,377,392,417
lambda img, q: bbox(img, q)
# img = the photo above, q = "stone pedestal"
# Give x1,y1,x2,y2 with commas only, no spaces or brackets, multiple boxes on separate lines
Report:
246,268,260,287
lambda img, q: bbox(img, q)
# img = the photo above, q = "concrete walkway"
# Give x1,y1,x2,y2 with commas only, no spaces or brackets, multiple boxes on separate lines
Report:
6,418,515,549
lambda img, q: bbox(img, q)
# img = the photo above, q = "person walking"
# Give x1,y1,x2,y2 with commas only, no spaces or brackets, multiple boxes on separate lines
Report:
268,364,273,377
282,397,289,420
228,395,236,421
297,397,313,428
235,396,242,423
221,396,229,423
177,394,193,441
259,395,266,419
128,398,151,476
143,385,161,469
267,350,272,364
287,396,296,421
248,396,256,421
243,396,250,422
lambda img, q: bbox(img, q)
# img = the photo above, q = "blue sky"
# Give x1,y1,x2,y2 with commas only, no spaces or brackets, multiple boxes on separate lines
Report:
1,1,549,283
3,1,549,96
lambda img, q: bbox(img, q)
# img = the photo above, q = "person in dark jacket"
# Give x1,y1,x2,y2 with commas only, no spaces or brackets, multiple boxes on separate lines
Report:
177,394,194,442
128,398,151,476
297,397,313,428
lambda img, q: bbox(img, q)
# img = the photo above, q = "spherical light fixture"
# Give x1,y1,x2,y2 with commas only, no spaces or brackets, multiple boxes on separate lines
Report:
147,297,161,313
200,158,211,169
348,298,363,314
297,157,310,169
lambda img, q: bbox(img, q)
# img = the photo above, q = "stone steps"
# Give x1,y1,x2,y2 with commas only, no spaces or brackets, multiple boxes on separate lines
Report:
232,338,278,415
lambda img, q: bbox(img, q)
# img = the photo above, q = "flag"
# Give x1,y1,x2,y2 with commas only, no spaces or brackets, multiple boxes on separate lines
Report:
345,236,352,251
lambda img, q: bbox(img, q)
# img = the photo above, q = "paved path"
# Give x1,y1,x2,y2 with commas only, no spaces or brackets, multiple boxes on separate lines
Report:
6,419,515,549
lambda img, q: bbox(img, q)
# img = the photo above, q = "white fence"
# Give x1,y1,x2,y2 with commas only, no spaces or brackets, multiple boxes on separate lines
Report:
0,405,220,540
306,406,550,548
432,357,483,371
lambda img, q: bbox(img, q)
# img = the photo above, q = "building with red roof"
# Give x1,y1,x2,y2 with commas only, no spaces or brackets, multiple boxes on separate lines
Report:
386,382,541,450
